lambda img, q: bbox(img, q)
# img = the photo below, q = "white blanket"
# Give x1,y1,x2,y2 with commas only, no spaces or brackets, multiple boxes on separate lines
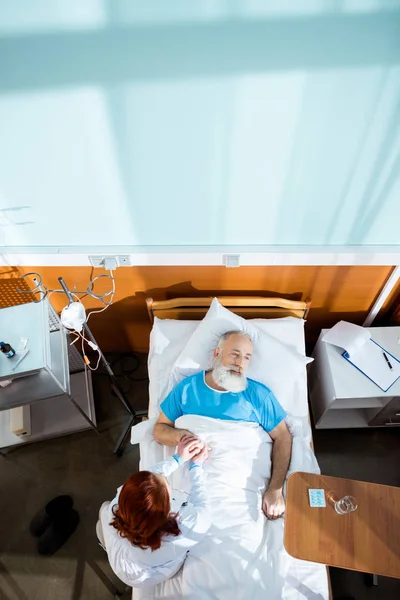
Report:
132,416,329,600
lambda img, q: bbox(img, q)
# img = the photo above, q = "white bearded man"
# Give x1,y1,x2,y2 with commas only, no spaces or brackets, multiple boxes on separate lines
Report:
153,331,293,519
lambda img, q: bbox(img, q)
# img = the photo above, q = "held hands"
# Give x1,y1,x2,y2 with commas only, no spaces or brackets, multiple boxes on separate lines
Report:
191,445,208,465
177,434,205,462
262,488,285,520
177,433,209,465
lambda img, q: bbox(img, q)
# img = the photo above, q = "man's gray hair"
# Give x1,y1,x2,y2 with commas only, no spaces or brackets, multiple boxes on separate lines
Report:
217,330,253,349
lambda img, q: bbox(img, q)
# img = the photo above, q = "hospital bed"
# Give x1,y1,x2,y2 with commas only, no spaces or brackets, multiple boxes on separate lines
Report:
131,296,332,600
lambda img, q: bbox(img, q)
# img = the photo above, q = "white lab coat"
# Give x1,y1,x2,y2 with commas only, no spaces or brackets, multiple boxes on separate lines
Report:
100,457,211,588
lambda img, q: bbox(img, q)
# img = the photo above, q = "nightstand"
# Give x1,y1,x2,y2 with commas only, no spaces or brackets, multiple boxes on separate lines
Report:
284,472,400,578
309,326,400,428
0,300,96,450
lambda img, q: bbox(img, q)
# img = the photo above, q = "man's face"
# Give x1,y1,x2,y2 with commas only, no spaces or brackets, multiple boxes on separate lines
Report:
211,333,253,392
215,333,253,376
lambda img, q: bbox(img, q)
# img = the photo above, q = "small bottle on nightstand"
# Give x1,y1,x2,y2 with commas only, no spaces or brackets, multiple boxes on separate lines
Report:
0,341,16,358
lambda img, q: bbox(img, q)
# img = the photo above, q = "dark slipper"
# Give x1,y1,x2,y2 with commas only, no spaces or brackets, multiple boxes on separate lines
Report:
30,495,73,537
37,509,80,556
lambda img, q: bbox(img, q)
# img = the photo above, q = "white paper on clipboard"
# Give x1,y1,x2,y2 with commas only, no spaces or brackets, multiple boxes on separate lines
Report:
343,340,400,392
322,321,400,392
322,321,371,357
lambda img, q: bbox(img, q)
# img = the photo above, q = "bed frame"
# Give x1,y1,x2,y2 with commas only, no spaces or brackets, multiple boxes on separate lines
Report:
146,296,311,323
144,294,332,600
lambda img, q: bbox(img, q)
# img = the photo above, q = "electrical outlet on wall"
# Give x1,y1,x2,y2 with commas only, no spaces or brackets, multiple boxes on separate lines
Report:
223,254,240,268
117,255,132,266
89,255,132,268
104,256,118,270
89,256,105,267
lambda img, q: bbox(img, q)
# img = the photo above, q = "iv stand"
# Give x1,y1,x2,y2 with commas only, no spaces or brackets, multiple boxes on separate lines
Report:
57,277,144,456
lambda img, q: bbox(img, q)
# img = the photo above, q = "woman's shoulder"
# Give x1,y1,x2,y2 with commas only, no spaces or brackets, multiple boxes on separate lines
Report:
110,528,177,566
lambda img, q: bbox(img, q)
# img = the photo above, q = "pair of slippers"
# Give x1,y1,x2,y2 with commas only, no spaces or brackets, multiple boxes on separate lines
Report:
30,495,79,555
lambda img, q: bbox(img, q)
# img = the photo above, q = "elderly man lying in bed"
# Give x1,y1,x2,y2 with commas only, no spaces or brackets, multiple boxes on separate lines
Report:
154,330,292,520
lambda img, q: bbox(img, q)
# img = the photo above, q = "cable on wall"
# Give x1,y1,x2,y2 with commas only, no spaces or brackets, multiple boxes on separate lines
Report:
16,270,116,371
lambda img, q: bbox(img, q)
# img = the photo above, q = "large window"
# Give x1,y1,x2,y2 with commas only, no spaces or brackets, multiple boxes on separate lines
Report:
1,0,399,250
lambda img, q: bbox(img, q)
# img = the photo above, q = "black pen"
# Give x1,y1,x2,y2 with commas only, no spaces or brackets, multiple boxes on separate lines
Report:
382,352,393,370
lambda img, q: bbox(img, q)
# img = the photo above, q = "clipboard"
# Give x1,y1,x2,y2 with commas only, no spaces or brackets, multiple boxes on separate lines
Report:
342,339,400,393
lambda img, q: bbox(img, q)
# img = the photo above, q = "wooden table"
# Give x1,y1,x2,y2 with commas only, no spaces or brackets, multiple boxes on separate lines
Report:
284,472,400,579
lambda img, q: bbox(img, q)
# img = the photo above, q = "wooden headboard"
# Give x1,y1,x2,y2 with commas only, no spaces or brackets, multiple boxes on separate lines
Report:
146,296,311,323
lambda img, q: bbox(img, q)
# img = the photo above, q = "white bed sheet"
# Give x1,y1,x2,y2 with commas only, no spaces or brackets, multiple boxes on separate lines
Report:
132,317,329,600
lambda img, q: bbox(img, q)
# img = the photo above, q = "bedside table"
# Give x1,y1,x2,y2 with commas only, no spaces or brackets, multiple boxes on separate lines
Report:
284,472,400,579
309,326,400,428
0,300,96,450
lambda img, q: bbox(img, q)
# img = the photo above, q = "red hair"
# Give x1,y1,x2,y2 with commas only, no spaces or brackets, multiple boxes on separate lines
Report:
111,471,180,551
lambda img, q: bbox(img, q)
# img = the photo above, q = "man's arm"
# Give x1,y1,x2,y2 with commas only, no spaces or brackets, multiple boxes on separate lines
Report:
153,411,198,447
262,421,292,520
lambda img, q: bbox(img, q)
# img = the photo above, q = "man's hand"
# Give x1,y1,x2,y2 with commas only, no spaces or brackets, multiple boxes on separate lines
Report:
154,412,202,447
178,431,201,444
263,421,291,520
262,488,285,520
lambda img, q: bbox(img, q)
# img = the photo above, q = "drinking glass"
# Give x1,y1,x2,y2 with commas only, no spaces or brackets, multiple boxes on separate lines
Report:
334,495,358,515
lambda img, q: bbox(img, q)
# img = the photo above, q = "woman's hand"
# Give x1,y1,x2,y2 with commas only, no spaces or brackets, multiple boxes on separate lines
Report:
177,435,204,462
191,445,208,465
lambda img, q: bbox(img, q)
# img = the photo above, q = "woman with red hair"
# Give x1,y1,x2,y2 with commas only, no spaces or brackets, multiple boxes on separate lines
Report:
99,435,210,588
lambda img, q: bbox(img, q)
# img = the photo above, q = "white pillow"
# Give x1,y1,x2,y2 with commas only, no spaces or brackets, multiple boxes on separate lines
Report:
148,318,199,417
173,298,313,413
149,317,199,361
250,317,306,355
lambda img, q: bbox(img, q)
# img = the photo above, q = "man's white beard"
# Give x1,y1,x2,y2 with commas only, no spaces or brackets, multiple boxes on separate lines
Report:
211,356,248,393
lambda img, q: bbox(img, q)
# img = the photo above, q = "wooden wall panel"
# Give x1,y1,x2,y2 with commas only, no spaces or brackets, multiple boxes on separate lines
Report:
380,279,400,326
0,265,397,353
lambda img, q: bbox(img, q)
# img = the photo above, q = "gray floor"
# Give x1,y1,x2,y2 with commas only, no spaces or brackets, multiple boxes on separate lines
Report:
1,356,399,600
0,355,148,600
